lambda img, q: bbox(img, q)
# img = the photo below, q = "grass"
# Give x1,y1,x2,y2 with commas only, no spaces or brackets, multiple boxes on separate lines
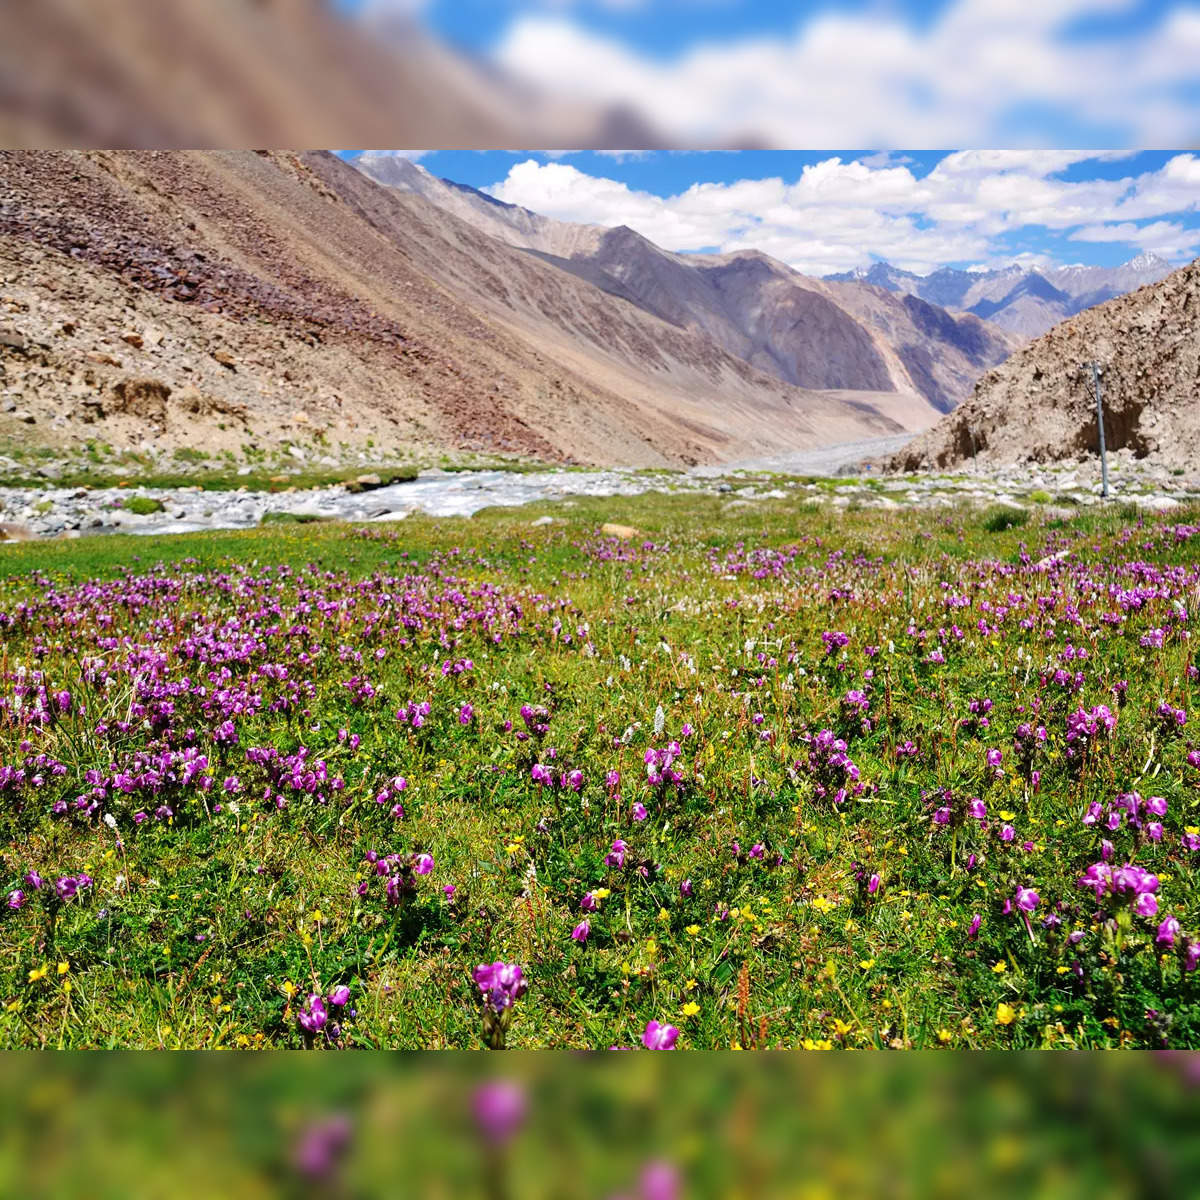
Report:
1,491,1199,1049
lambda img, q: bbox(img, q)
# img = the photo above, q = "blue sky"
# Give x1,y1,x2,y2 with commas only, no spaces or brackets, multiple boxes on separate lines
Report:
349,150,1200,275
348,1,1200,147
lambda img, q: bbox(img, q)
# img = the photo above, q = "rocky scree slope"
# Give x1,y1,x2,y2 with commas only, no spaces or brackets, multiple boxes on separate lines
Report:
0,150,925,469
888,257,1200,473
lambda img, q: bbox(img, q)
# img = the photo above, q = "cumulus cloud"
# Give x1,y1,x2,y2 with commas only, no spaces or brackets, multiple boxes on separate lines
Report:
491,0,1200,146
484,152,1200,275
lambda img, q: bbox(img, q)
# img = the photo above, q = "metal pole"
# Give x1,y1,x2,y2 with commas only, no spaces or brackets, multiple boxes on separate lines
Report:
1091,362,1109,498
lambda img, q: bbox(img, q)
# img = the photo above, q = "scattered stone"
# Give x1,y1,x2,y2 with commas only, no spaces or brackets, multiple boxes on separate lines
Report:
120,331,144,349
86,351,122,367
211,350,237,370
0,522,33,541
600,522,640,539
0,327,26,352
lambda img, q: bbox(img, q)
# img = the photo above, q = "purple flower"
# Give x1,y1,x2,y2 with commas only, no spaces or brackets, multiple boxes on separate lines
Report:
1157,916,1181,948
474,961,528,1014
297,993,328,1035
473,1080,527,1144
632,802,648,822
679,879,692,897
639,1162,682,1200
7,889,24,910
572,920,590,944
581,891,600,913
642,1020,679,1050
413,853,434,876
1014,887,1040,913
292,1114,352,1180
605,839,628,869
24,871,43,890
867,874,881,896
968,913,982,939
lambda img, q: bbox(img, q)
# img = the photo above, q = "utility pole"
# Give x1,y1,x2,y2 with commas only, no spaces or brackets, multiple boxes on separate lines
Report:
1084,361,1109,498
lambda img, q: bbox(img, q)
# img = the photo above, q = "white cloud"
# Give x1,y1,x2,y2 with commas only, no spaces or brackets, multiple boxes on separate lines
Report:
484,152,1200,276
492,0,1199,146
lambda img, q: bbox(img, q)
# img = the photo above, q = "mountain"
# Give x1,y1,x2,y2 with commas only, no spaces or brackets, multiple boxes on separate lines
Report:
0,0,666,150
0,150,944,470
826,254,1176,338
354,155,1016,416
888,257,1200,473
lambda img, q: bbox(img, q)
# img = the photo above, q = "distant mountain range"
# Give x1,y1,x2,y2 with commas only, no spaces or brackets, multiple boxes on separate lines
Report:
825,255,1176,338
355,153,1017,415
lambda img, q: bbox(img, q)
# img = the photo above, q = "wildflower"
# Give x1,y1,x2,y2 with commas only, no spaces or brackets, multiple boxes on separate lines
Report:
968,913,982,940
27,965,48,982
327,985,351,1007
413,853,434,876
472,1080,527,1144
572,920,590,944
640,1162,682,1200
995,1003,1018,1026
1014,887,1040,913
605,839,628,868
632,802,648,821
1157,916,1181,948
642,1019,679,1050
292,1115,353,1181
6,890,24,910
681,1001,700,1018
297,993,328,1038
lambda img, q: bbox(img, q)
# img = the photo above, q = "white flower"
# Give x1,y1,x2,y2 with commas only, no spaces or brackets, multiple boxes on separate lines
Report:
103,813,118,830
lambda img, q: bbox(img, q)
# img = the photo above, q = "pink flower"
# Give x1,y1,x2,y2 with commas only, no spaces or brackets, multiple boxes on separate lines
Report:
642,1020,679,1050
572,920,590,944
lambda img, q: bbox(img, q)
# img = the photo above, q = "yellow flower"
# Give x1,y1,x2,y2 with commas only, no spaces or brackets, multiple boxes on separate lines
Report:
644,938,658,957
56,962,69,976
684,978,698,991
858,958,876,971
935,1029,953,1045
282,980,298,999
27,965,48,983
685,924,701,936
999,810,1016,821
4,999,20,1013
832,1018,854,1037
594,888,611,900
802,1037,833,1050
311,909,324,923
657,908,670,922
992,961,1007,974
681,1001,701,1018
995,1003,1018,1027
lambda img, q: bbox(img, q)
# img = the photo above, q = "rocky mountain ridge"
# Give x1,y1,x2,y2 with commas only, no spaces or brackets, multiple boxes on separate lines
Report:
355,154,1018,416
826,254,1176,338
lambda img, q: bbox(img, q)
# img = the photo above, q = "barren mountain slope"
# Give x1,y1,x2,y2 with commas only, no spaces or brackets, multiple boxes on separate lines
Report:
356,157,1016,412
889,258,1200,473
1,0,663,149
0,150,933,469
